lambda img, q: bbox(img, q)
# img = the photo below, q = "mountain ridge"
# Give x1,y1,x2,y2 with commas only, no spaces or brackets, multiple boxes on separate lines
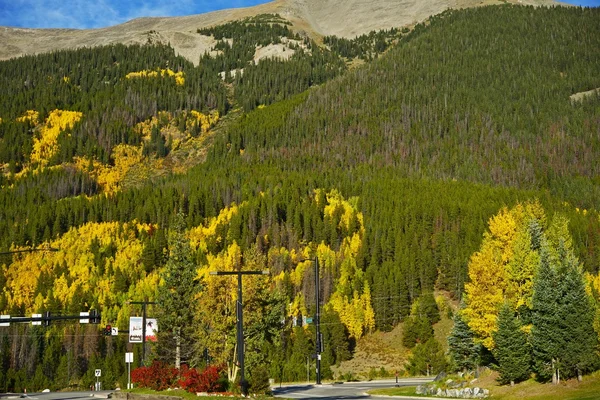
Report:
0,0,561,63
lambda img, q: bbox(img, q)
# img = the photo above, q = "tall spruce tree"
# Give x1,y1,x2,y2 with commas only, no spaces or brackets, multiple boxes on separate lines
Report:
555,242,597,381
531,242,564,384
531,237,598,383
155,211,202,368
447,311,480,373
493,303,530,386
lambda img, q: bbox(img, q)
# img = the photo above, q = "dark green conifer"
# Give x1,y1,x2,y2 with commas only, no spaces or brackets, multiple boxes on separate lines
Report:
493,303,530,386
447,311,480,372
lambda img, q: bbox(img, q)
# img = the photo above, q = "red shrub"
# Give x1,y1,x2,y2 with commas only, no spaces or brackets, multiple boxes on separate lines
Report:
178,365,225,393
131,360,178,391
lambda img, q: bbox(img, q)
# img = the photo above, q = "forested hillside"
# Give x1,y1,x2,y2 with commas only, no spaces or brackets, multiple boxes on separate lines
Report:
1,4,600,393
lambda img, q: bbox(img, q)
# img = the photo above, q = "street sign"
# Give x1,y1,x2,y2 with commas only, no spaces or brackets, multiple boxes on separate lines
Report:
0,315,9,327
32,314,42,326
111,327,119,336
125,352,134,363
80,312,89,324
95,369,101,377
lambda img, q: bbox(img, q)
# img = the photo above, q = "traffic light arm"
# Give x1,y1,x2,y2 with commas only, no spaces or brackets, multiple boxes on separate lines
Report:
0,310,101,325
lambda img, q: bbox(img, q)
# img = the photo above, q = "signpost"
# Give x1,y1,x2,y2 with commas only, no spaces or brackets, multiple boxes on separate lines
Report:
94,369,101,391
125,352,134,389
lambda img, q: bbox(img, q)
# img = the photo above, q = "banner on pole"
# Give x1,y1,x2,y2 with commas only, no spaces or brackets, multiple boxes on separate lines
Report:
145,318,158,342
129,317,158,343
129,317,143,343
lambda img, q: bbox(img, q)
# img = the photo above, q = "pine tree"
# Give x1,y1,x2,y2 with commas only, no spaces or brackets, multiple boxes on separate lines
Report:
556,242,598,381
493,303,530,386
406,338,447,376
447,311,480,373
155,211,202,368
531,243,562,383
531,236,598,383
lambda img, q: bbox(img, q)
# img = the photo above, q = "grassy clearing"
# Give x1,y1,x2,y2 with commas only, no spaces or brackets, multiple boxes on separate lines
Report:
369,370,600,400
333,292,457,380
369,386,423,396
485,370,600,400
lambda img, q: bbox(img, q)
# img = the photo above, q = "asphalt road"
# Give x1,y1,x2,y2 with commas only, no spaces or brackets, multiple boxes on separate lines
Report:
272,378,434,399
0,391,111,399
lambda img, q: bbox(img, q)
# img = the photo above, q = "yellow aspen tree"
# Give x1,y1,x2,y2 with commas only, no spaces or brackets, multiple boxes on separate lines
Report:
463,237,507,349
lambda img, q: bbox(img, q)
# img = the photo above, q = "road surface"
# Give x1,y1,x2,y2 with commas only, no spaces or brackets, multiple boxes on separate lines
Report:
0,391,111,399
273,378,434,399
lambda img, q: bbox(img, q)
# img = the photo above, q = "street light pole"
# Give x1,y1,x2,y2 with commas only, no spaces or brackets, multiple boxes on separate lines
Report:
210,269,269,397
129,300,156,367
314,256,322,385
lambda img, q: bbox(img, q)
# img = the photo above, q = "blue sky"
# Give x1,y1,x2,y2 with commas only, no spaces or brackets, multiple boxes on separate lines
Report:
0,0,597,29
0,0,272,29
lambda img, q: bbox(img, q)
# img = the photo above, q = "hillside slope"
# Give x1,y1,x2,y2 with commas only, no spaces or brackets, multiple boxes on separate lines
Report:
0,0,560,63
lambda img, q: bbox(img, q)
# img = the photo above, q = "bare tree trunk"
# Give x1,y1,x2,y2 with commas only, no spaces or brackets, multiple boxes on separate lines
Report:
175,328,181,369
552,359,557,385
228,342,239,383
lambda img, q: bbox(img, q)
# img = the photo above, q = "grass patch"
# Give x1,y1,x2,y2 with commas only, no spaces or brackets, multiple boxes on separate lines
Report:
369,386,424,397
485,370,600,400
126,388,274,399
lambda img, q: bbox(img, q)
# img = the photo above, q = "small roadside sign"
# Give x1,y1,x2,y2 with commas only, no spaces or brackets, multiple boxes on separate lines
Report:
95,369,101,377
111,327,119,336
32,314,42,326
125,352,134,363
306,317,313,324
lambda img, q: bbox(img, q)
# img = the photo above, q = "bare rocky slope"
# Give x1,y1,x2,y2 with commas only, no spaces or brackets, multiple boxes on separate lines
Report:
0,0,561,64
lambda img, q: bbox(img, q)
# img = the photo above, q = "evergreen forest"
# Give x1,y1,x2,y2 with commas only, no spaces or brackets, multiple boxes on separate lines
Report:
0,5,599,394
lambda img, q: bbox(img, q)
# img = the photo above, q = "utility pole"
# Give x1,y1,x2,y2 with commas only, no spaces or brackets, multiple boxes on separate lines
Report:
210,269,269,397
314,256,322,385
0,246,59,256
129,300,156,367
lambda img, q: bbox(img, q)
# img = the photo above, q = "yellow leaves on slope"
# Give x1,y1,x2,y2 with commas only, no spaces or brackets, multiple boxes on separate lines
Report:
188,110,220,134
463,239,506,350
1,221,154,324
74,144,148,195
585,272,600,343
189,202,243,252
16,110,39,125
125,68,185,86
2,245,52,312
328,283,375,339
463,200,548,350
30,110,83,167
322,189,364,234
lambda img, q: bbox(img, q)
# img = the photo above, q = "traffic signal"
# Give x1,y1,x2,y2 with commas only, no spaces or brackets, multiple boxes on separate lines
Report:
43,311,51,327
89,309,100,324
104,325,112,336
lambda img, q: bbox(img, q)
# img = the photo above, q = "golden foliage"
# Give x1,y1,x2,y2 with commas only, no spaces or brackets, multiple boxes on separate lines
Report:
189,202,244,252
188,110,220,134
30,110,83,167
1,221,156,325
74,144,146,195
125,68,185,86
463,201,549,350
16,110,39,125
